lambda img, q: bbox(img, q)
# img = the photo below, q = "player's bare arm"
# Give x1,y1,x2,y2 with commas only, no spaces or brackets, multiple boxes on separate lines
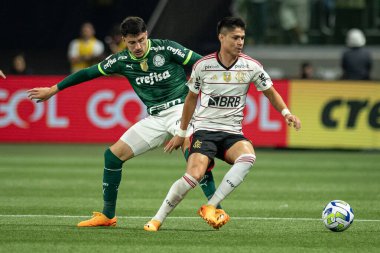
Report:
27,85,59,103
263,86,301,131
164,91,198,153
27,65,102,103
0,70,6,79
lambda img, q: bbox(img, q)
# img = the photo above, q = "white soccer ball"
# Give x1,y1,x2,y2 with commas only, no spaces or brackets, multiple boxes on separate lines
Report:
322,200,354,232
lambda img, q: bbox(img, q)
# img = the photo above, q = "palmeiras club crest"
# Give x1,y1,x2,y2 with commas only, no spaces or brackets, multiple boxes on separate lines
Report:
153,54,165,67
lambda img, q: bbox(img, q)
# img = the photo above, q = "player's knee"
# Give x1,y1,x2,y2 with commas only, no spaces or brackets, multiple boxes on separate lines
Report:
187,165,207,182
104,148,124,169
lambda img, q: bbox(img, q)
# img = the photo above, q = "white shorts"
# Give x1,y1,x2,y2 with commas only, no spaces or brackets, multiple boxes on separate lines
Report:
120,104,193,156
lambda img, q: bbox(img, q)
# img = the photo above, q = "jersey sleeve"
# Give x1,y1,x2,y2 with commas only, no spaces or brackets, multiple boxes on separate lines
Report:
97,53,120,75
57,65,102,90
165,40,202,66
187,63,202,94
250,64,273,91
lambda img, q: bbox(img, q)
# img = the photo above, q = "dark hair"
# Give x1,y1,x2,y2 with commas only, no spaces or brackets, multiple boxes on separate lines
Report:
120,16,147,36
217,17,246,35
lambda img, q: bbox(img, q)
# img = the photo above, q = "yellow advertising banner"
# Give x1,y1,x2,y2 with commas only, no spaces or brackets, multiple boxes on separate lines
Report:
288,81,380,149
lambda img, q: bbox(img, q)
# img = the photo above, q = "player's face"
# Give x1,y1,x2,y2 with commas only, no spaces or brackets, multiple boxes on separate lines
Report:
123,31,148,58
219,27,245,56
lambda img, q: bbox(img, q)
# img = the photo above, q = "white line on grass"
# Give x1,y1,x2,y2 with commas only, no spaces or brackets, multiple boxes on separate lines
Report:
0,214,378,222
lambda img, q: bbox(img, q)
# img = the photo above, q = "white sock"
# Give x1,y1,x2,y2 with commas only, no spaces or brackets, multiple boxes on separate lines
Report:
208,154,256,207
153,173,198,223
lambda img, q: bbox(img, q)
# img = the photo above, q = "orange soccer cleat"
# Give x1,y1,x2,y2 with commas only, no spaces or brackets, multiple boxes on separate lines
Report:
198,205,230,229
215,208,230,229
198,204,219,228
144,219,162,232
77,212,117,227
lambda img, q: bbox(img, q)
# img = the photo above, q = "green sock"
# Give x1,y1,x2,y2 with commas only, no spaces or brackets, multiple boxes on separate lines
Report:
102,148,123,219
199,170,222,209
183,148,222,209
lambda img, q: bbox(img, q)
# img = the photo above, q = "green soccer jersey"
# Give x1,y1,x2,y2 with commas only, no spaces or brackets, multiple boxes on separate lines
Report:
97,39,201,114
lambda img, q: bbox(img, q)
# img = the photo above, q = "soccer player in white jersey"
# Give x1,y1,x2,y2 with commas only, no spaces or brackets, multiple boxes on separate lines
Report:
144,16,301,231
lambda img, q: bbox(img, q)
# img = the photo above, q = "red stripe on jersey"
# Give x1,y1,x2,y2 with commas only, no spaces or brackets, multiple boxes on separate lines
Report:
193,52,217,70
239,53,262,67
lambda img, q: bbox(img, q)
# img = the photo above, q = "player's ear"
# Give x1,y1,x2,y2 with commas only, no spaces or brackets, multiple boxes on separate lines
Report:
218,33,224,43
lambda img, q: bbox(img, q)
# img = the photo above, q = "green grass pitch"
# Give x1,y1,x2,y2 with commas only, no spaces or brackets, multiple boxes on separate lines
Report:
0,144,379,252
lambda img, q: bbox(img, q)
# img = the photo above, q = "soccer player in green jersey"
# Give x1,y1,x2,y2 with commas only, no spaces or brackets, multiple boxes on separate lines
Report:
27,16,229,228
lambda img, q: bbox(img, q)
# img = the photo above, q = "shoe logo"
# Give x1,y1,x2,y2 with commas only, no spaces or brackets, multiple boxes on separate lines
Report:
193,139,202,149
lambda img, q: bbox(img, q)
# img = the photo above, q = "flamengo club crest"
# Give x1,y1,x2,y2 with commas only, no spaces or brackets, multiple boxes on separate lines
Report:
223,72,231,82
193,139,202,149
153,54,165,67
235,71,246,83
140,59,148,71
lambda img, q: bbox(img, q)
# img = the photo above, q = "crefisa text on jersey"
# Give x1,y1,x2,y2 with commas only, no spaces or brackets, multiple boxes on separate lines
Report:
135,70,171,85
104,58,117,69
166,46,185,58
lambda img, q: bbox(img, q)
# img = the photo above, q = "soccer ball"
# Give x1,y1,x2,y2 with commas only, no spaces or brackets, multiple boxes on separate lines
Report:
322,200,354,232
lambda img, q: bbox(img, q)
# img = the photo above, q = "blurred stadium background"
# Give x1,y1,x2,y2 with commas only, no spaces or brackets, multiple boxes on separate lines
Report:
1,0,380,78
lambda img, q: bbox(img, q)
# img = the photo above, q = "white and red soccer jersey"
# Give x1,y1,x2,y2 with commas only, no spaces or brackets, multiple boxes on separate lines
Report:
187,52,273,134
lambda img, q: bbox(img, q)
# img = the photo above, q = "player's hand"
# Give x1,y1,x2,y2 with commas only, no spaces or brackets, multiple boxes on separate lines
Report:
285,114,301,131
27,85,59,103
164,135,185,153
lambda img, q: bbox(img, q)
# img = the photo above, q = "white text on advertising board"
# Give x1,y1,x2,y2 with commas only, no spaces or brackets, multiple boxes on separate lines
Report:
0,89,281,131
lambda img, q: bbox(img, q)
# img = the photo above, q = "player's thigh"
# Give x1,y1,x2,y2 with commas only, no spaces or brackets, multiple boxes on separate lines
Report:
120,117,167,156
186,152,210,181
224,140,255,164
